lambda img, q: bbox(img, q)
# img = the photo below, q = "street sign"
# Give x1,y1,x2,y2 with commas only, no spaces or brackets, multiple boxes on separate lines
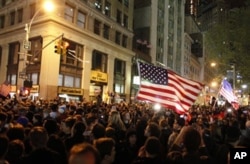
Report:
23,40,31,50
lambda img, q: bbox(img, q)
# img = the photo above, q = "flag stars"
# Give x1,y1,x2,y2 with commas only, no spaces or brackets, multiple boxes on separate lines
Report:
139,62,168,85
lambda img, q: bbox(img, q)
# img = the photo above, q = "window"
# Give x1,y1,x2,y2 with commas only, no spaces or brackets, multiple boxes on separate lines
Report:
10,11,15,25
30,3,36,19
8,42,19,65
94,19,101,35
116,9,122,24
92,50,107,72
75,77,81,88
104,0,111,16
114,59,125,75
60,40,83,68
65,4,74,23
58,74,63,86
114,58,125,94
124,0,129,7
103,24,110,40
123,14,128,27
64,75,74,87
95,0,102,12
17,8,23,23
31,73,38,85
10,74,17,85
122,35,127,48
115,31,121,45
58,74,81,88
0,15,5,28
115,83,124,94
27,37,43,63
77,11,86,28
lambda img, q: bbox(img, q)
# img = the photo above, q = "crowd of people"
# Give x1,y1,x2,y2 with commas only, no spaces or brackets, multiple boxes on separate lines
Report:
0,95,250,164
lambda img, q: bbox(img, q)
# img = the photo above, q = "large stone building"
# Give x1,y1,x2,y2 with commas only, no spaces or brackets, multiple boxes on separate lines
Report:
0,0,134,102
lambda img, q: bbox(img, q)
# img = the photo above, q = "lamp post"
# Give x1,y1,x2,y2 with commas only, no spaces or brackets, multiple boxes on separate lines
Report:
24,1,54,64
18,0,54,92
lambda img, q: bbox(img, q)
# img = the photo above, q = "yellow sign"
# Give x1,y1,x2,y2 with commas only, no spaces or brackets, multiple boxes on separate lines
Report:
90,71,108,83
30,85,39,93
58,87,84,95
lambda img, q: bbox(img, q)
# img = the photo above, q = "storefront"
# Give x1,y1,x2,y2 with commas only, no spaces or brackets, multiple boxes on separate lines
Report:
90,70,108,102
58,86,84,102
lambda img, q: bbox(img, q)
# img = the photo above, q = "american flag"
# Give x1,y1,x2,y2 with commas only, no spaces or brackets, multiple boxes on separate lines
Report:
0,80,11,97
219,79,239,109
137,62,204,114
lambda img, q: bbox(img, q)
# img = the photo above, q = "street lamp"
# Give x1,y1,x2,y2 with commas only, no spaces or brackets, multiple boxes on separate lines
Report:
24,1,55,51
210,62,236,90
19,1,54,86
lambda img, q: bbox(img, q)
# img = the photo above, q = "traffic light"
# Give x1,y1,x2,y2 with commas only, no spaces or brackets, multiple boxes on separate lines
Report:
54,40,62,54
62,41,69,55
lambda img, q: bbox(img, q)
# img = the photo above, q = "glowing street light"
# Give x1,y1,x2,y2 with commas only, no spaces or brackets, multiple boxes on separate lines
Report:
19,1,55,84
24,1,55,46
210,62,236,90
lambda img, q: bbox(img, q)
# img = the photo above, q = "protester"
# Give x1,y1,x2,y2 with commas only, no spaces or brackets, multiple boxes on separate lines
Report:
0,94,249,164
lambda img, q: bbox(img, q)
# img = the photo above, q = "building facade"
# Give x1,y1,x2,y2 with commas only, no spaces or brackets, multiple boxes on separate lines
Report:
134,0,185,74
0,0,134,102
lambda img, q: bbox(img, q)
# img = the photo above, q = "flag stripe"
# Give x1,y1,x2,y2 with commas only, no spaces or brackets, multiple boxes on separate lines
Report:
219,79,239,109
138,82,198,107
136,62,203,114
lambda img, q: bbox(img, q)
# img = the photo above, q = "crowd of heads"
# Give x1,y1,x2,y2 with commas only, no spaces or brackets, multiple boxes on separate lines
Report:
0,95,250,164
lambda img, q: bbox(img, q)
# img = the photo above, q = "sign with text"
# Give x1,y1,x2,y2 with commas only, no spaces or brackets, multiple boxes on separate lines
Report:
90,71,108,83
30,85,39,93
58,87,84,96
230,148,250,164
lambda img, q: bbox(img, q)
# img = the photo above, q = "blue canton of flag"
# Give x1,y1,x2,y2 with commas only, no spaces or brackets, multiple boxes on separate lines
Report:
139,62,168,85
219,79,239,109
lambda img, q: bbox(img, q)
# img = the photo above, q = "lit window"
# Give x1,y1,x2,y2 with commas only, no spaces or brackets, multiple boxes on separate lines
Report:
64,75,74,87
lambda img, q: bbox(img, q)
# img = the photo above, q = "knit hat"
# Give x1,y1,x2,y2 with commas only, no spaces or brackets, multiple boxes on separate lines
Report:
17,116,29,127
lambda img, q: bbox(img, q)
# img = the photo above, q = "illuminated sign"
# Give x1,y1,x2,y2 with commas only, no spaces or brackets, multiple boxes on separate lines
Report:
30,85,39,93
90,71,108,83
58,87,84,95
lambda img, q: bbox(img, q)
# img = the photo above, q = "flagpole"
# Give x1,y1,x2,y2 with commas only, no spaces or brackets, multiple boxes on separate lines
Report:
212,80,223,109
